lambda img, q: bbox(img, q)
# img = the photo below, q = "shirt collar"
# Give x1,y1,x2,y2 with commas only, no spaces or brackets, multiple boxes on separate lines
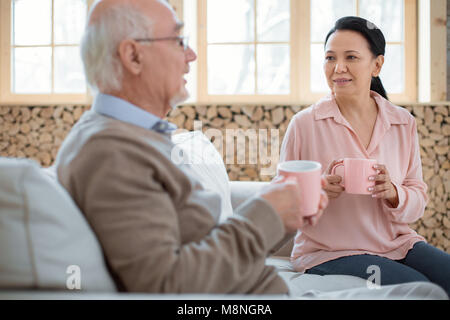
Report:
92,93,177,133
314,91,409,126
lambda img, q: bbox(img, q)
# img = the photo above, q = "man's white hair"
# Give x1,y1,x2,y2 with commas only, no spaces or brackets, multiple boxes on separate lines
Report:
80,2,154,93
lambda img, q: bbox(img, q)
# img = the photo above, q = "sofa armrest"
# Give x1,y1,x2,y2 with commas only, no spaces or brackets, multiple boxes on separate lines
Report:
269,235,294,258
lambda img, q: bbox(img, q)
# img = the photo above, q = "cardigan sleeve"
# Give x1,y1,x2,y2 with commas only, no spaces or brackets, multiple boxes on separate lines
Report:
61,135,287,294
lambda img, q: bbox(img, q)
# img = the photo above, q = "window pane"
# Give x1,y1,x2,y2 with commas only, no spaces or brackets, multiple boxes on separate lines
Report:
310,0,354,42
54,0,87,44
13,47,52,93
257,0,290,42
257,44,289,94
54,47,86,93
359,0,403,42
379,44,404,94
208,45,255,94
13,0,52,45
207,0,254,43
310,44,329,93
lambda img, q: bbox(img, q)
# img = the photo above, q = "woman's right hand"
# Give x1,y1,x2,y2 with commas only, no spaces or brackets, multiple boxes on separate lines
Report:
323,159,345,199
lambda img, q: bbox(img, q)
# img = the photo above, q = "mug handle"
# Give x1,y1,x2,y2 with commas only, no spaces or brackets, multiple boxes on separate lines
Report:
330,161,345,188
274,175,297,185
282,176,298,185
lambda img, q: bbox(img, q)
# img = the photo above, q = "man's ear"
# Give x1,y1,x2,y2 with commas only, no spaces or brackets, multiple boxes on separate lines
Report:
117,40,144,75
372,55,384,77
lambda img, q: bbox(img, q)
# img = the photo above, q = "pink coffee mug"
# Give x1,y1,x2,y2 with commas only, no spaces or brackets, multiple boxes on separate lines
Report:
277,160,322,216
330,158,377,195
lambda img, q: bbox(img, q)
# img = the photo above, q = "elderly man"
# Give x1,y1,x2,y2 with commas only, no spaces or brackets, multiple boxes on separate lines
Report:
54,0,325,294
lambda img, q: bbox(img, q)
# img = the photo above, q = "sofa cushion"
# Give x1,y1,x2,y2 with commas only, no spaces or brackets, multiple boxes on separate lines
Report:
0,157,116,291
172,131,233,222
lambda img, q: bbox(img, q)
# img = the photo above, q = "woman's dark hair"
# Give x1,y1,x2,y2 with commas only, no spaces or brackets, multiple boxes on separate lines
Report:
324,16,388,100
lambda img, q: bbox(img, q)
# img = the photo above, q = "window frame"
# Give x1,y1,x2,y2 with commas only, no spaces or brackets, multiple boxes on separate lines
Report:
196,0,417,105
0,0,95,105
0,0,422,106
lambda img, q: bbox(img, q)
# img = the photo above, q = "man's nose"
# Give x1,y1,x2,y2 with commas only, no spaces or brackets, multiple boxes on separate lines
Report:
185,46,197,62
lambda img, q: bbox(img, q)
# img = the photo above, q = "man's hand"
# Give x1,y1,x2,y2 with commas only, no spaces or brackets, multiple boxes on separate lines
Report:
259,177,328,233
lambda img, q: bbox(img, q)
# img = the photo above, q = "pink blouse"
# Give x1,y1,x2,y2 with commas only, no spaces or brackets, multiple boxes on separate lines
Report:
280,91,427,273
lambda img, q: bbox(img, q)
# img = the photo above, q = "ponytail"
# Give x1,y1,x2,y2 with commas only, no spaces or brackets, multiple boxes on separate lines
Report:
370,76,388,100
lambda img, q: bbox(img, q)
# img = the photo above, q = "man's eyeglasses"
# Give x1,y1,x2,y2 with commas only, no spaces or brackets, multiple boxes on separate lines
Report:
134,36,189,51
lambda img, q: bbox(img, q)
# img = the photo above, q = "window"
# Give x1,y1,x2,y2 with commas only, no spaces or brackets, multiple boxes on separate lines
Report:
307,0,416,102
0,0,419,105
205,0,290,96
0,0,94,104
194,0,417,104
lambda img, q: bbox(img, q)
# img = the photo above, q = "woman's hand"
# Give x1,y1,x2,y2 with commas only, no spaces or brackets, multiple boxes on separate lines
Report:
368,164,399,207
323,159,345,199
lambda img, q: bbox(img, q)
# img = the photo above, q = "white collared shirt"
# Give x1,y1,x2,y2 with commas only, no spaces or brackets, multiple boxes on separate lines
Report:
92,93,177,133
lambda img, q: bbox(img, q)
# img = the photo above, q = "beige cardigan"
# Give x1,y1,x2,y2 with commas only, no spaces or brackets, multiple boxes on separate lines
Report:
54,110,289,294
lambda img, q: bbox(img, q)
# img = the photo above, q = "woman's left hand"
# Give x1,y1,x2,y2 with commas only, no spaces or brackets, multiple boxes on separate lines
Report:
368,164,399,208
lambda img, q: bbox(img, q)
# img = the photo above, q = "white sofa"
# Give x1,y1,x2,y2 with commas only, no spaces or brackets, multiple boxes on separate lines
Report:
0,158,448,300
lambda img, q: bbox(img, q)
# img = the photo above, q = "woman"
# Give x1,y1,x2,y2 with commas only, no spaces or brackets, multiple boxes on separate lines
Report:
280,16,450,296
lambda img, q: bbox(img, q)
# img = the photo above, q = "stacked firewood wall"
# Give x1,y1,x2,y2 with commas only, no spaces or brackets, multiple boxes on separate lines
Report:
0,104,449,252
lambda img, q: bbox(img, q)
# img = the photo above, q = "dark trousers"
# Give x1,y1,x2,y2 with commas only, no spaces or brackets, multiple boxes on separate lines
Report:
306,241,450,297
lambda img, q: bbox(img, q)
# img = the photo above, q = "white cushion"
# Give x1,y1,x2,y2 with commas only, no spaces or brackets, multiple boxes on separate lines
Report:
172,131,233,222
0,157,116,292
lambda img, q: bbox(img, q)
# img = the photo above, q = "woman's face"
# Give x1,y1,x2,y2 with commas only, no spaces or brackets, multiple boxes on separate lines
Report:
323,30,383,97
